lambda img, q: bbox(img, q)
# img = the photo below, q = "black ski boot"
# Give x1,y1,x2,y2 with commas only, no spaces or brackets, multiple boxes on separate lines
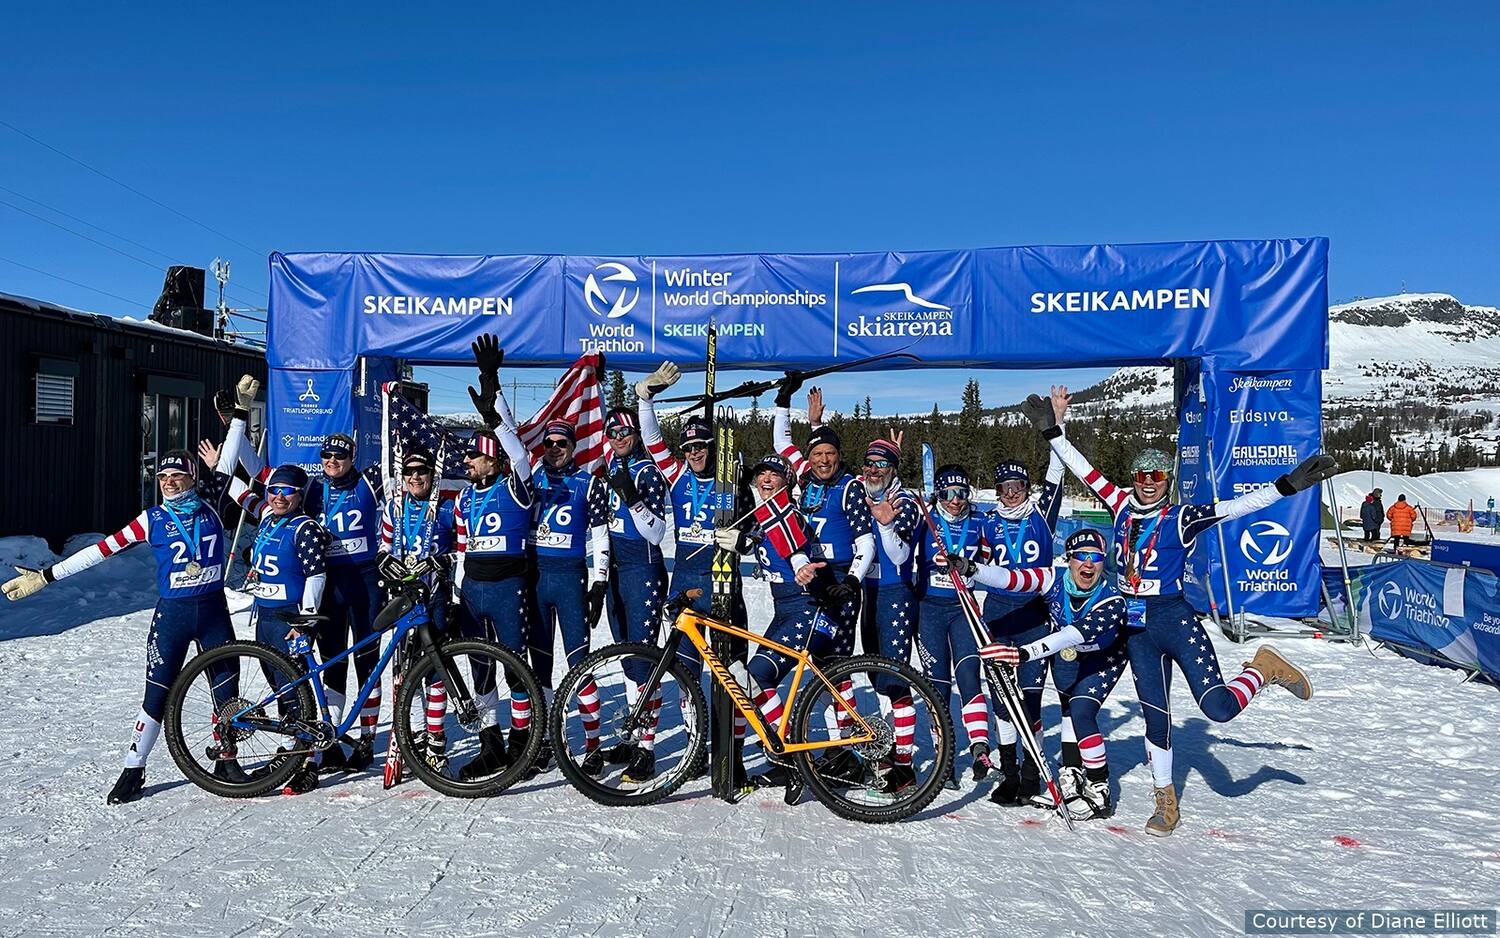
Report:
422,731,449,774
508,727,535,777
621,747,656,784
1070,767,1114,820
213,758,252,785
990,744,1020,806
346,735,375,772
533,740,554,775
751,762,792,788
107,767,145,805
878,761,916,794
816,748,864,785
581,746,605,778
283,761,320,795
1014,759,1040,805
458,726,509,781
604,740,636,764
317,741,349,775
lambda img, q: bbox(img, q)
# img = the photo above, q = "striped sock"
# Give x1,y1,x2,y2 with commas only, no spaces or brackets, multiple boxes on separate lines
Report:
1227,666,1264,710
1079,733,1107,771
425,681,447,736
638,690,663,751
360,682,381,738
962,694,990,746
835,680,856,734
578,678,602,750
892,696,916,766
754,686,784,729
512,692,532,732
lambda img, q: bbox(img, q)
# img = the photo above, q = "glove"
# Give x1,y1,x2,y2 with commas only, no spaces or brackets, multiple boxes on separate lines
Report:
714,527,750,554
1277,454,1339,495
2,568,49,601
608,466,641,506
1020,393,1057,435
235,374,260,411
467,385,502,430
634,361,681,401
979,642,1028,667
471,334,504,382
939,552,978,578
774,370,806,409
586,581,608,624
213,389,237,424
824,574,862,604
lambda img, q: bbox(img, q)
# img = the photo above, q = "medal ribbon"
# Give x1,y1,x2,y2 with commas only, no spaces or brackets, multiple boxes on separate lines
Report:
998,516,1027,567
686,473,714,525
252,515,291,570
1124,506,1170,594
159,500,202,564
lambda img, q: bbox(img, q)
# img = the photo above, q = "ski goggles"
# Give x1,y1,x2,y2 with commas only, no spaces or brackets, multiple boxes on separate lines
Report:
998,480,1028,496
938,486,971,501
267,483,300,497
1068,550,1106,564
863,457,894,470
606,426,637,440
542,437,572,449
1134,469,1169,484
682,442,710,454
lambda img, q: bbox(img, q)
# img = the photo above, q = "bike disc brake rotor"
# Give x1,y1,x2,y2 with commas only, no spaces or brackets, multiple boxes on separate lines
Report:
216,698,262,743
853,715,894,760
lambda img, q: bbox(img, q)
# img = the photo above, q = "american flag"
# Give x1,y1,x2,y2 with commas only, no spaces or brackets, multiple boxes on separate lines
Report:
753,485,810,560
383,353,606,478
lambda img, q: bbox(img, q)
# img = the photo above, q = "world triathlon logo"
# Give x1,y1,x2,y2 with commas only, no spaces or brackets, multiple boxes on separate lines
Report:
1239,519,1293,566
1376,580,1404,619
583,262,640,319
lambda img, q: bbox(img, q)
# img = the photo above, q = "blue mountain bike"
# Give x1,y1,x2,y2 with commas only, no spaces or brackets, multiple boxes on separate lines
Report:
163,554,544,798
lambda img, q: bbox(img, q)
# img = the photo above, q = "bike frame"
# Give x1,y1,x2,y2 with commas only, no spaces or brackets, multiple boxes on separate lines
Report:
229,602,473,747
625,606,877,759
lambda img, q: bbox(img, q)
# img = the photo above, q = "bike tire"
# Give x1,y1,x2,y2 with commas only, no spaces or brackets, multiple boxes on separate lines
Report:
787,654,954,824
394,639,545,798
550,642,707,808
163,640,316,798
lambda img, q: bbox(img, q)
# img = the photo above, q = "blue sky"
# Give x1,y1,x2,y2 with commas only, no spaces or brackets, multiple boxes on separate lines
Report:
2,3,1497,414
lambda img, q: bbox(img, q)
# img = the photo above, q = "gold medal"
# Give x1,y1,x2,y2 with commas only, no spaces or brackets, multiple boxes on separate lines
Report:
185,560,203,576
1060,647,1078,662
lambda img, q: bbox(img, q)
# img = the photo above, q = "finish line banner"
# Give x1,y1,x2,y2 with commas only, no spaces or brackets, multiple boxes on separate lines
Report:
267,239,1328,372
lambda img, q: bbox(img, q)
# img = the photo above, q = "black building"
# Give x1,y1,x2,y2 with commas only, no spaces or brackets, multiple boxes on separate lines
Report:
1,290,267,549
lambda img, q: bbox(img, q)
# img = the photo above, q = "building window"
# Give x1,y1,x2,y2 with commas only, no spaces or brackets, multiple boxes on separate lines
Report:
34,367,75,425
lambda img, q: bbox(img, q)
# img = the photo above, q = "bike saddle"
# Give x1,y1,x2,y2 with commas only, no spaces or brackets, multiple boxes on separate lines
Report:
285,613,329,627
664,588,704,613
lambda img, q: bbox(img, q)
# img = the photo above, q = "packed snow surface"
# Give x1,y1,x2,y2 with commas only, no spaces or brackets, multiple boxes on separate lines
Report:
0,536,1495,936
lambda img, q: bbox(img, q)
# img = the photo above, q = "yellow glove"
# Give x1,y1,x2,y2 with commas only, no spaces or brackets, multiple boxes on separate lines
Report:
2,569,48,601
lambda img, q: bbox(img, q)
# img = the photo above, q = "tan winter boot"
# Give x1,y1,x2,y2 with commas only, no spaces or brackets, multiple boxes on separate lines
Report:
1145,784,1180,837
1244,645,1313,701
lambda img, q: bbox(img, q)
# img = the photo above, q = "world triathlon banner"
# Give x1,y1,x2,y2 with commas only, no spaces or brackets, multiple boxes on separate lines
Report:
265,237,1328,616
1181,363,1325,618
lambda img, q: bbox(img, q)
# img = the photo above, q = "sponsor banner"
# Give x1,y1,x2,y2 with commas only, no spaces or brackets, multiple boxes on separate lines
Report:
269,239,1328,371
1357,559,1500,680
1185,366,1323,618
268,368,353,468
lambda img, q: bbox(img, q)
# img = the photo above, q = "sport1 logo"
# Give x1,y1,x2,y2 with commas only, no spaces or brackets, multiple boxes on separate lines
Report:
1376,580,1403,619
1238,519,1293,566
583,262,640,319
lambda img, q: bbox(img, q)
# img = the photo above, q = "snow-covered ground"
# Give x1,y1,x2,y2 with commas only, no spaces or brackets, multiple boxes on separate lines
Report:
1,538,1496,936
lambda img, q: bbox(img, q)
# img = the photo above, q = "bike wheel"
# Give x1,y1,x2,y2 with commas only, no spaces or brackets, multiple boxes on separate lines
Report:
394,639,545,797
163,640,318,798
550,642,707,808
786,654,954,823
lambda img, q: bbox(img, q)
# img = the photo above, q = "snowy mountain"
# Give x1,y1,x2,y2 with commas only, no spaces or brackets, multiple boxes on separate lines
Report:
1069,293,1500,412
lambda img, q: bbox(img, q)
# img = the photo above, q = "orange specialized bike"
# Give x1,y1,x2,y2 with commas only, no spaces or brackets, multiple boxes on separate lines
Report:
549,590,954,823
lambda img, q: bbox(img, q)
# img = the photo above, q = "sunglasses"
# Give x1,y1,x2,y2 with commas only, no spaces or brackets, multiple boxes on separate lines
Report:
864,458,893,469
267,484,300,497
402,467,433,477
938,486,971,501
542,438,572,449
999,480,1028,494
320,451,351,461
682,442,710,454
1069,550,1106,564
606,427,636,440
1134,469,1170,484
156,470,192,480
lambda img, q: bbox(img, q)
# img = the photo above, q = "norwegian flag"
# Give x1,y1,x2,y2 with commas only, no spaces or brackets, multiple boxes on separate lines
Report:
753,485,811,560
383,353,606,477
